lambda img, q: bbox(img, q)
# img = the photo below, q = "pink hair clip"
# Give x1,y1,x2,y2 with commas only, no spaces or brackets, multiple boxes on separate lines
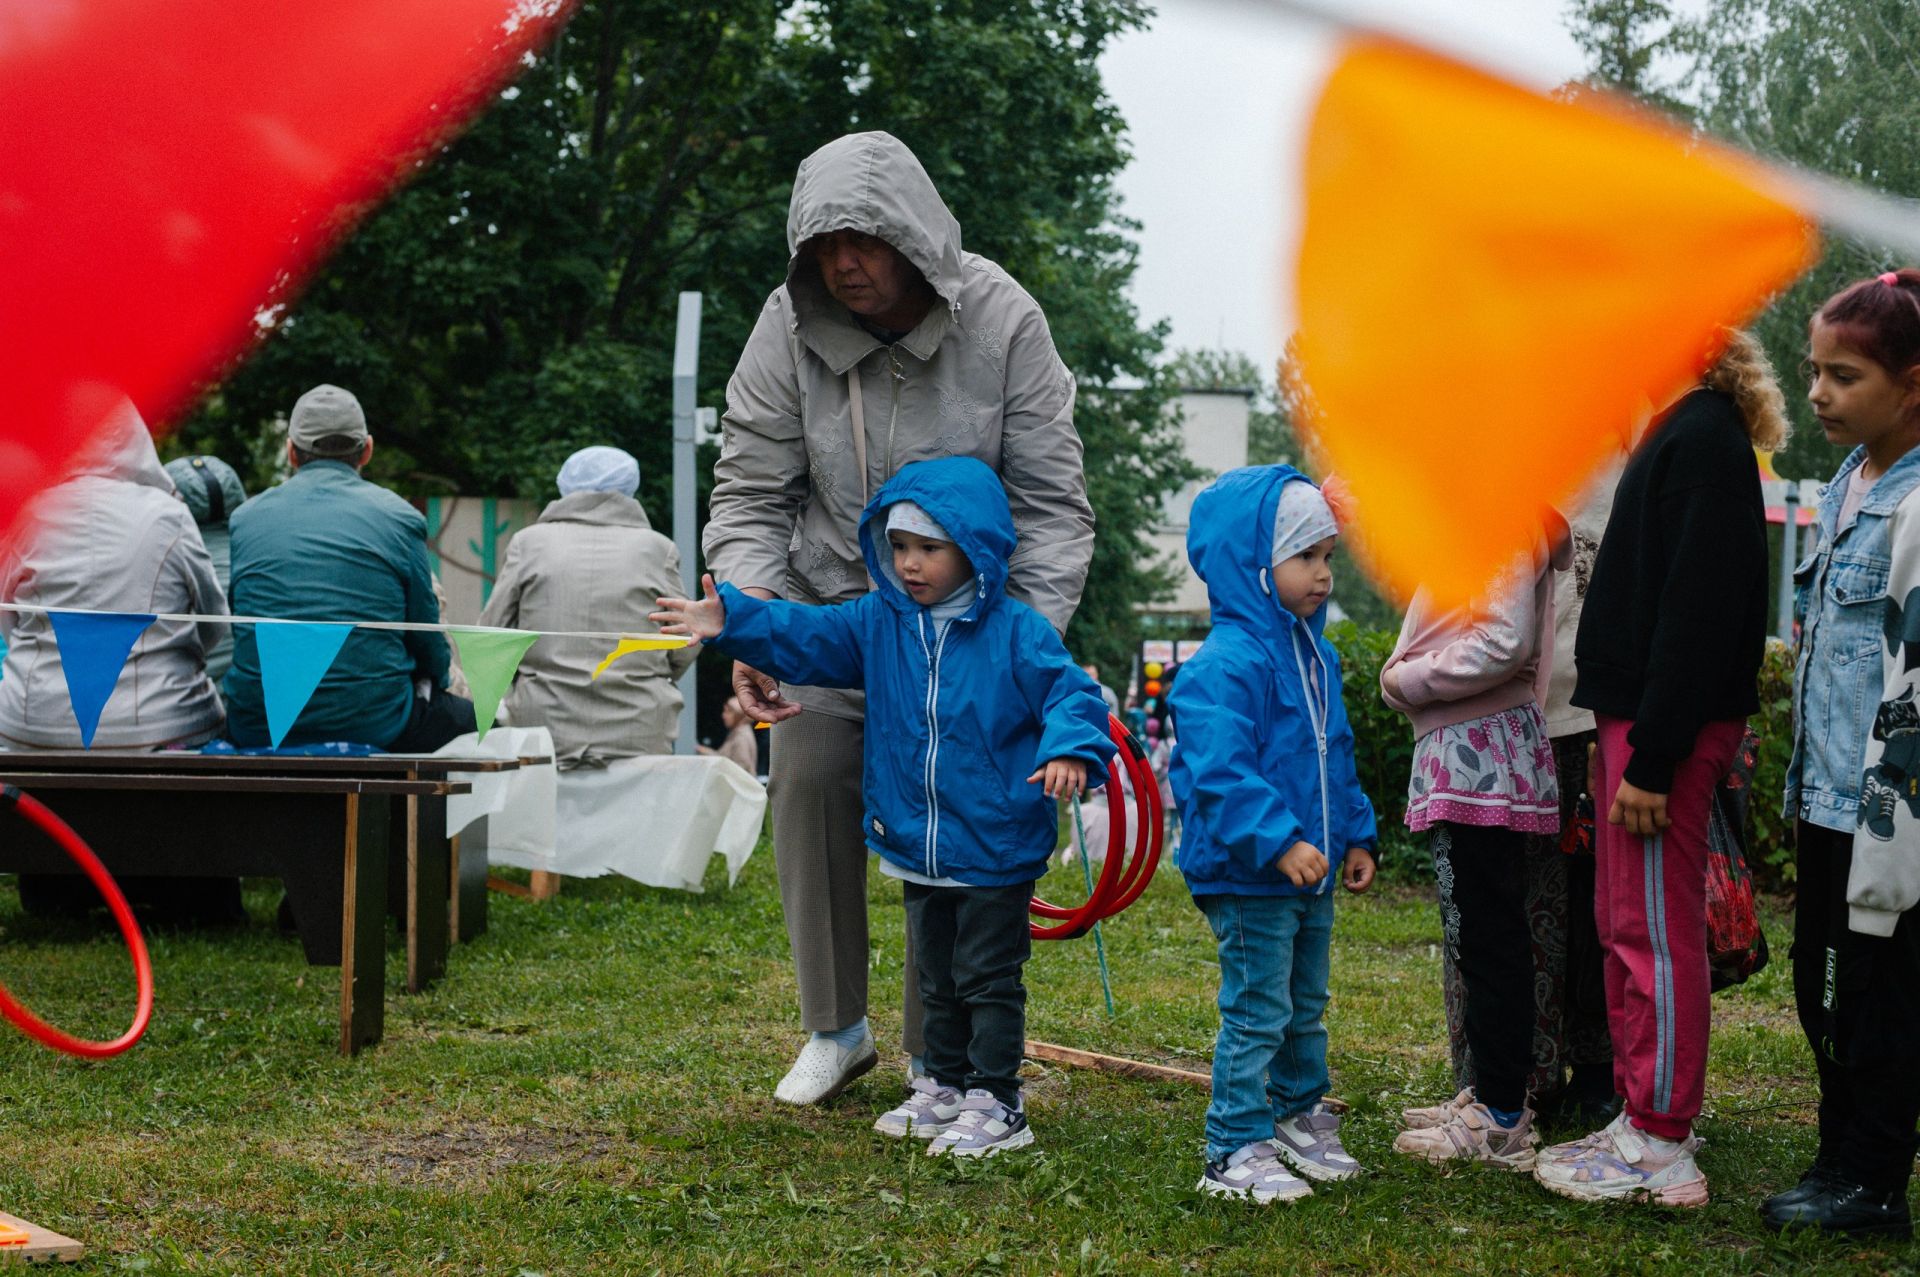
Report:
1882,271,1902,286
1319,473,1356,530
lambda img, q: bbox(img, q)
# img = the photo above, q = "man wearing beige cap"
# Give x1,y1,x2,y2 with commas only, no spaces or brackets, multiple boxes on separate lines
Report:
221,383,475,751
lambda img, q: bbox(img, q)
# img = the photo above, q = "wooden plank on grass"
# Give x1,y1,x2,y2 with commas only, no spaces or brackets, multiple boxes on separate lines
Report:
0,1209,84,1263
1024,1040,1211,1088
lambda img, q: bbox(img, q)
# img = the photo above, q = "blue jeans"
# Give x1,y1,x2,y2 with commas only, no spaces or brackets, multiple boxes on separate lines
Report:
1196,891,1335,1161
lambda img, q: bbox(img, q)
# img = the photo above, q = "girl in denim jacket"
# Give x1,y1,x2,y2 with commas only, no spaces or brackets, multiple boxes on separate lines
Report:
1768,269,1920,1240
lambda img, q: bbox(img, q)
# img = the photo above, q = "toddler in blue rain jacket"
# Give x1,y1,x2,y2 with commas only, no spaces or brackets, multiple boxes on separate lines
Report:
653,455,1114,1159
1170,465,1378,1203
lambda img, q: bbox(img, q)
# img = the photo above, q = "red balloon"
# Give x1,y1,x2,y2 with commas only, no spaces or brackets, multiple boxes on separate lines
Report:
1144,679,1163,698
0,0,574,534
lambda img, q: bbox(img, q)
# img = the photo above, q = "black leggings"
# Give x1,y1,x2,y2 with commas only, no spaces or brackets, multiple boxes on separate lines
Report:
1436,822,1534,1113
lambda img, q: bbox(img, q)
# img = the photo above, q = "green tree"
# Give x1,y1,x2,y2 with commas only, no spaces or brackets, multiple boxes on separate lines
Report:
1678,0,1920,482
1565,0,1686,107
171,0,1187,680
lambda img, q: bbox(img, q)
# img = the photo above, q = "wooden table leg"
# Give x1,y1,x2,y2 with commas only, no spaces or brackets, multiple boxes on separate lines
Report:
409,793,450,991
338,793,388,1056
453,815,489,942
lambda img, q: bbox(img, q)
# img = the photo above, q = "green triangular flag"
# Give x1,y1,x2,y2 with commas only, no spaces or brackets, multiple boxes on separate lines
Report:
450,628,539,742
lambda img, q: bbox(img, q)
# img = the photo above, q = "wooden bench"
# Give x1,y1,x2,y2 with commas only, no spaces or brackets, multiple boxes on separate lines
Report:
0,750,519,993
0,769,465,1054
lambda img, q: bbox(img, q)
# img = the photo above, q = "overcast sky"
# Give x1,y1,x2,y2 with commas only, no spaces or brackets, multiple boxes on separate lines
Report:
1100,0,1617,378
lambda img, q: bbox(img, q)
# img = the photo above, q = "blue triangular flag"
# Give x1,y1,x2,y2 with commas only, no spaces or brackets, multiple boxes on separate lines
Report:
254,621,354,748
46,610,156,748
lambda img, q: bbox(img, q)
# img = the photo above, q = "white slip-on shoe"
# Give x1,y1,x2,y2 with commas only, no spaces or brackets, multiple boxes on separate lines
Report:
773,1034,878,1106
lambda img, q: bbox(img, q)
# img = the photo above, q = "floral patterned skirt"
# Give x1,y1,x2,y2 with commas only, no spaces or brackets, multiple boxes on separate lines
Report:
1405,704,1560,835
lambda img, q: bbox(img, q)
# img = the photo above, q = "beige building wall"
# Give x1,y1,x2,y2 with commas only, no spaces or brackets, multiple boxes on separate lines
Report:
1144,388,1252,619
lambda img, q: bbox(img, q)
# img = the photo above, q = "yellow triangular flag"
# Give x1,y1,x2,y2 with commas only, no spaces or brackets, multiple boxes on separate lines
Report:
592,634,690,681
1293,37,1819,605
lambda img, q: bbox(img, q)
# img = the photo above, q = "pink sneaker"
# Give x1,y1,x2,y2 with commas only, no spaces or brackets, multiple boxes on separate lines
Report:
1399,1087,1475,1132
1392,1098,1538,1171
1533,1120,1709,1207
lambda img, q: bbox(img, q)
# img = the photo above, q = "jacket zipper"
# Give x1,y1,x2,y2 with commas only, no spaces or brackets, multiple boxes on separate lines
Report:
917,611,953,877
1291,627,1333,895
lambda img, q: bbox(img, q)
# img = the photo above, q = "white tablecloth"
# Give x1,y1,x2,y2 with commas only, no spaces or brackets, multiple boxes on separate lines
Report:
435,729,764,892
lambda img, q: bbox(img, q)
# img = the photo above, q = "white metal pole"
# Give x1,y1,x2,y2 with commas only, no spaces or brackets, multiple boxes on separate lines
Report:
672,291,703,756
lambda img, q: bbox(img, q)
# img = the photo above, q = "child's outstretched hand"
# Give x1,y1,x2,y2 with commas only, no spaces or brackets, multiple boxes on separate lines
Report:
1277,840,1328,887
651,573,727,641
1342,847,1376,893
1028,758,1088,800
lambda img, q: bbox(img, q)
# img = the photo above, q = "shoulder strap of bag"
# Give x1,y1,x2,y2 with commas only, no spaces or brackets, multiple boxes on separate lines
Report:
847,367,876,591
847,367,868,506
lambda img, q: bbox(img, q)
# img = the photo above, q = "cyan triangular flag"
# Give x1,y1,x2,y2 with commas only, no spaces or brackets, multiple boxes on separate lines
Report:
254,621,353,748
450,628,539,742
46,610,155,747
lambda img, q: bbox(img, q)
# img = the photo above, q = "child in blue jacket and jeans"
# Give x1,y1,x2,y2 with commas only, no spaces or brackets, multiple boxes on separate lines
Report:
654,456,1114,1158
1171,466,1378,1203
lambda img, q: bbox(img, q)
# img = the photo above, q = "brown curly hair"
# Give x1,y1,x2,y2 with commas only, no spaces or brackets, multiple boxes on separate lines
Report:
1702,327,1791,452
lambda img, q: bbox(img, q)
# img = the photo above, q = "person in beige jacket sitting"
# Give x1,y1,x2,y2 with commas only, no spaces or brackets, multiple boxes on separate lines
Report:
479,446,698,765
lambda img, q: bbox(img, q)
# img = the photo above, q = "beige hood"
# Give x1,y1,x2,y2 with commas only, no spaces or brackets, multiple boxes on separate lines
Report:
784,132,967,334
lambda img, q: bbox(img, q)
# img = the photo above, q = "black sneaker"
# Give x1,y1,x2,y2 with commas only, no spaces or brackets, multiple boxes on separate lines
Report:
1862,773,1902,842
1763,1177,1912,1240
1761,1161,1842,1216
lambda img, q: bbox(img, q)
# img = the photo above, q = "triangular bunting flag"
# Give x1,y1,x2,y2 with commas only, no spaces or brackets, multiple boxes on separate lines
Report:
46,610,156,747
1293,37,1820,606
592,635,690,681
449,629,539,742
254,622,354,748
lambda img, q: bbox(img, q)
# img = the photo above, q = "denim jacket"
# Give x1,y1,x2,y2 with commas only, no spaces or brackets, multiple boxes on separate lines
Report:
1787,446,1920,830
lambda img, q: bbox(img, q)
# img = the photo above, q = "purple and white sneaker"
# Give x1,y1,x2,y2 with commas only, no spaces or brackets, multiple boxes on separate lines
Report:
1197,1140,1314,1204
874,1078,965,1140
1273,1102,1364,1181
926,1089,1034,1158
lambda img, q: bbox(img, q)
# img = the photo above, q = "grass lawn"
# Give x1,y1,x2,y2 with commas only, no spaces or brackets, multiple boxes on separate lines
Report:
0,835,1902,1275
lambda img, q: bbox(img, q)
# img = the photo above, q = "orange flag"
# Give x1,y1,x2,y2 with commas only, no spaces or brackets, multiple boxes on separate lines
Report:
1292,38,1819,605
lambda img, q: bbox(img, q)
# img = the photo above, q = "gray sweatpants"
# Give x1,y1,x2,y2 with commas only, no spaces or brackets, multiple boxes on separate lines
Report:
769,711,924,1055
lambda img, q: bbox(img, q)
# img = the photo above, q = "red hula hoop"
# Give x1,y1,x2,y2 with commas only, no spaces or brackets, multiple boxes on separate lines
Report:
0,786,154,1057
1031,714,1164,940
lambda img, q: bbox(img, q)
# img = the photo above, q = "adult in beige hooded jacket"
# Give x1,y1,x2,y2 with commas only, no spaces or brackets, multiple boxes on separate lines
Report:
0,400,228,749
480,447,698,765
703,132,1094,1103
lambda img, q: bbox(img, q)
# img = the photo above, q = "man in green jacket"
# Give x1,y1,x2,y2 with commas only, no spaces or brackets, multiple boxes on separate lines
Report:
222,384,475,751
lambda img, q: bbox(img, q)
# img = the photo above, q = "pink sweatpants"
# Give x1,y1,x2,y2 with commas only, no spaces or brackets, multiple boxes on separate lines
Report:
1592,715,1744,1141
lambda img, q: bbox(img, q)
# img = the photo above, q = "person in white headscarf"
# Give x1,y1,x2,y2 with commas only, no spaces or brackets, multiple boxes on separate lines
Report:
479,446,699,764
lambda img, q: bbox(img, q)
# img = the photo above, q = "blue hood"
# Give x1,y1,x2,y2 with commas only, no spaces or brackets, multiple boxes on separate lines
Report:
859,456,1015,621
1169,463,1377,896
1186,464,1327,646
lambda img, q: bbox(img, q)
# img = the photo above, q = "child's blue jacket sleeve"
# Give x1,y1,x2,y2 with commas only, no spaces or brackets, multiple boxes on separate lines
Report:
1169,651,1306,869
712,582,868,690
1008,610,1116,782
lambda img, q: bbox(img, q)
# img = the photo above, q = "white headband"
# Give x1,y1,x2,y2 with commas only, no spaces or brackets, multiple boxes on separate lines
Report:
1272,480,1337,564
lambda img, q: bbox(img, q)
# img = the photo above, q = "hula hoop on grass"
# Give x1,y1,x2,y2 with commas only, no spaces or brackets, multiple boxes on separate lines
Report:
1030,715,1165,940
0,785,153,1057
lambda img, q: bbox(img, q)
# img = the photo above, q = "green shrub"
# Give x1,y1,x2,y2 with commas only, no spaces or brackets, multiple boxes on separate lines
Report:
1325,620,1427,879
1748,637,1797,892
